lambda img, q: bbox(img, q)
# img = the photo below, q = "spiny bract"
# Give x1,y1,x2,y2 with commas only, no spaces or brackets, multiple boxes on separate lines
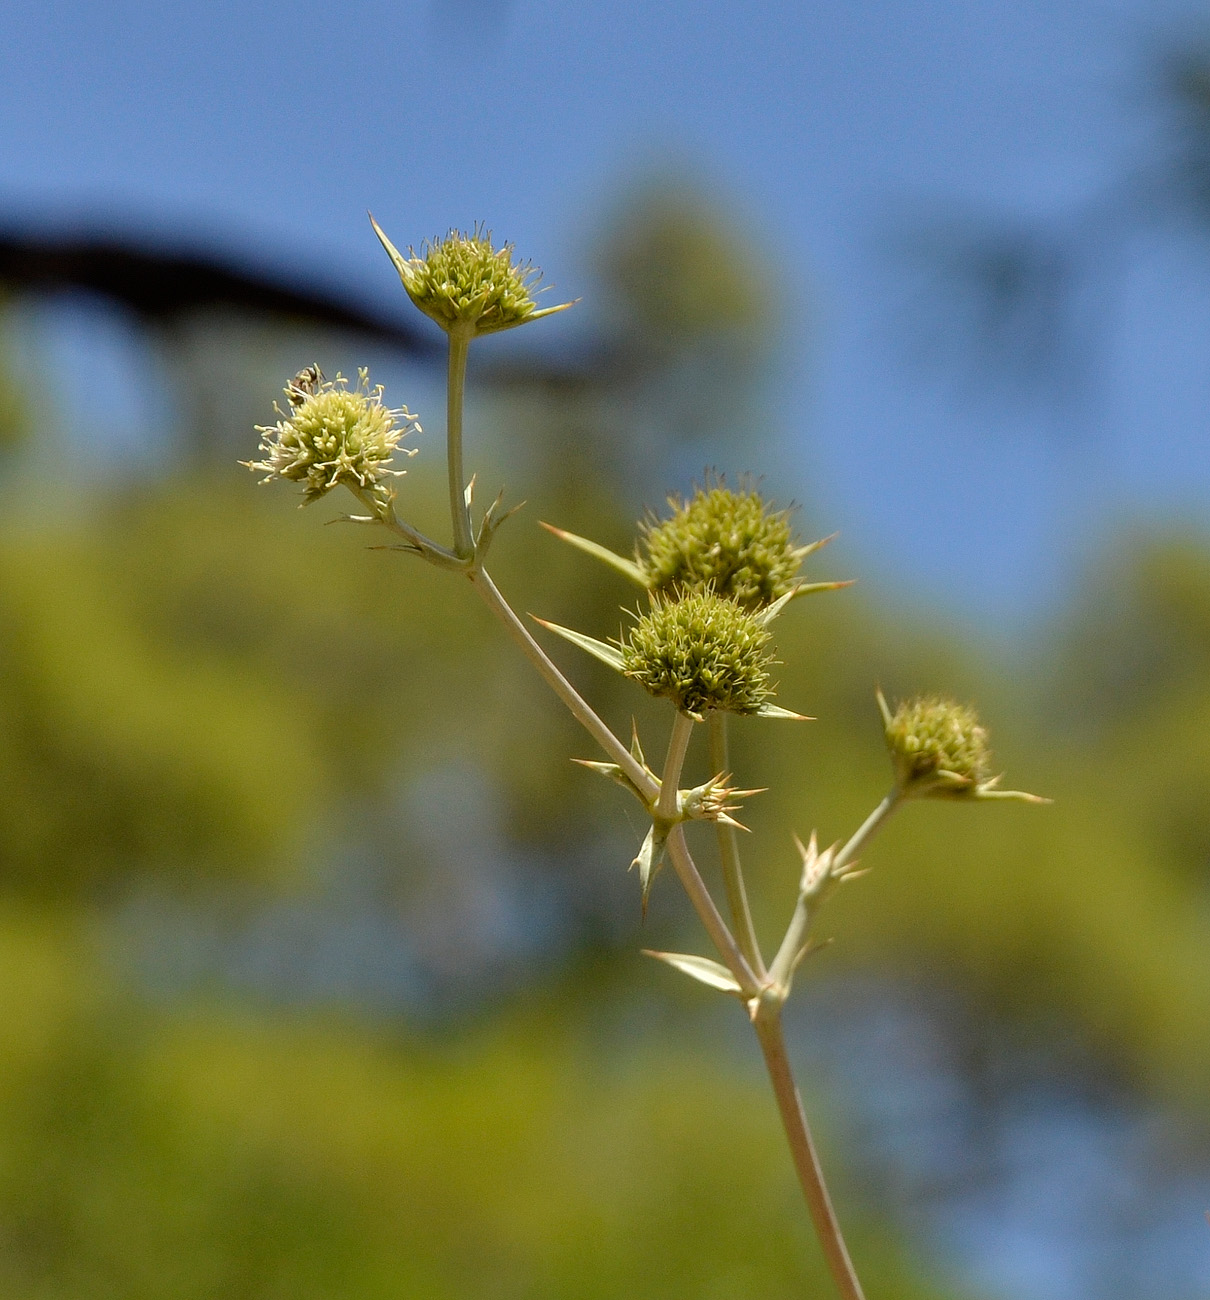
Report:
245,368,418,505
621,589,776,717
639,483,805,611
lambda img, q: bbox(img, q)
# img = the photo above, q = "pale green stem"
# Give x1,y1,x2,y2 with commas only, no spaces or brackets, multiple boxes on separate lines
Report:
707,713,765,977
470,571,755,993
446,325,474,558
752,1011,867,1300
771,788,902,996
664,825,759,996
834,789,901,873
350,488,463,570
431,323,853,1294
658,712,694,821
469,567,658,802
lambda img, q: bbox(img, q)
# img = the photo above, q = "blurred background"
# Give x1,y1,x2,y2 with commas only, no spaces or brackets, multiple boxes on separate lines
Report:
0,0,1209,1296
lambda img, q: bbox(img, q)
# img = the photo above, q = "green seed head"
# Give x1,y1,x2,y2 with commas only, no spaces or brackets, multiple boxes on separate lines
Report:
621,589,776,718
882,694,992,796
245,367,418,506
376,222,573,337
639,482,806,611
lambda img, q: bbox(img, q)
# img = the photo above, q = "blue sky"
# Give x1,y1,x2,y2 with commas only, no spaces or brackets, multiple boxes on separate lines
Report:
2,0,1207,630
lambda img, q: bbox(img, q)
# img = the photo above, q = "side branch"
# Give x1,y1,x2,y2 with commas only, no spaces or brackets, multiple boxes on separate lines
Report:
470,567,657,801
707,713,766,977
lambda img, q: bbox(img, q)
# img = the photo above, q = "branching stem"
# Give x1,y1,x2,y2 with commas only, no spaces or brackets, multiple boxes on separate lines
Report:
470,567,657,801
658,712,694,821
835,789,901,873
427,317,864,1300
665,825,759,996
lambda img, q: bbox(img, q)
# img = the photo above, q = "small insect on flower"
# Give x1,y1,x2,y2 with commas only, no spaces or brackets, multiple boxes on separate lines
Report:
284,364,324,407
244,367,420,507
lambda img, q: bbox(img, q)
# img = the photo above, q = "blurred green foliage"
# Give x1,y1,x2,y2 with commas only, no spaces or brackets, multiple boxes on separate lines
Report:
0,913,954,1299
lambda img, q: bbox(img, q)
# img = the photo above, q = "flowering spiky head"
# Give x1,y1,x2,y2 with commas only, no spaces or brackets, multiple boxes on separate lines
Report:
245,367,419,508
621,589,777,718
372,218,574,337
639,481,810,611
880,692,993,797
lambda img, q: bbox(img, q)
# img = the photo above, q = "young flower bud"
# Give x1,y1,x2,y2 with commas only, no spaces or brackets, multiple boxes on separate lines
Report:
877,691,1048,803
245,367,419,507
880,693,991,796
621,590,777,718
371,218,574,337
639,482,828,611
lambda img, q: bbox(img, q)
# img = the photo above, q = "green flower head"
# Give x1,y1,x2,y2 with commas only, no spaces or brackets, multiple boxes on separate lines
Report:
639,481,810,611
245,366,418,506
621,589,777,718
372,218,574,337
880,693,992,797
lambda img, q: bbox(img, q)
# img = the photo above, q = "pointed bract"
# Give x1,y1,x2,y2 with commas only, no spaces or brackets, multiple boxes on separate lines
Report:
539,522,647,586
642,950,743,995
532,617,627,673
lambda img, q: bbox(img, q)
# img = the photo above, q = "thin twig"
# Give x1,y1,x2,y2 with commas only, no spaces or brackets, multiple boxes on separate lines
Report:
707,713,766,977
470,567,657,801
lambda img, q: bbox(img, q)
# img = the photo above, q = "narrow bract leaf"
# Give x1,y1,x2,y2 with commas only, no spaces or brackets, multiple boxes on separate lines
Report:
629,720,647,768
531,617,626,672
369,214,412,285
527,301,579,322
797,531,839,560
631,823,669,914
875,686,894,730
539,522,647,586
642,950,742,995
755,587,799,626
754,703,813,720
975,787,1052,804
791,579,855,599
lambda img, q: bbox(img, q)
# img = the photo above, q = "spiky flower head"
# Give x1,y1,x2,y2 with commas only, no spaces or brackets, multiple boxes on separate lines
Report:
621,589,777,718
639,481,811,611
879,692,993,798
245,367,419,508
372,218,574,337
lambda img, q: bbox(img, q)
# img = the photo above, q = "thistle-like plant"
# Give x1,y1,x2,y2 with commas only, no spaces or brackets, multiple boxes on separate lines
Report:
246,218,1046,1300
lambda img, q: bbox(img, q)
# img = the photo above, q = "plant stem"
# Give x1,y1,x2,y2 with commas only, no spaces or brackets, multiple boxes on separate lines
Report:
469,571,755,993
658,712,694,821
834,789,901,873
446,325,474,558
752,1010,866,1300
664,825,759,995
707,713,765,977
770,787,902,997
350,489,464,569
469,567,657,801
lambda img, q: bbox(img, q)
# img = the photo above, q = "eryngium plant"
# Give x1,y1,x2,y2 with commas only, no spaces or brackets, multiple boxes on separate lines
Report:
247,221,1047,1300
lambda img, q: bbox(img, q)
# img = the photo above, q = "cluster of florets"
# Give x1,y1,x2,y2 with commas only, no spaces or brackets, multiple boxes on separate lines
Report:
245,368,418,505
639,482,806,611
378,223,558,336
881,694,992,795
621,589,776,718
